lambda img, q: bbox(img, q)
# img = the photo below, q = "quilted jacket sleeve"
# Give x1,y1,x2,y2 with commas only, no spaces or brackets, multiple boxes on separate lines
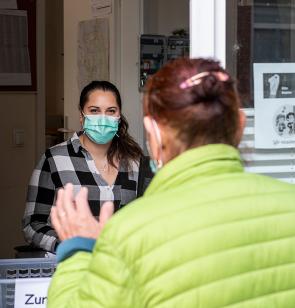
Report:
47,236,138,308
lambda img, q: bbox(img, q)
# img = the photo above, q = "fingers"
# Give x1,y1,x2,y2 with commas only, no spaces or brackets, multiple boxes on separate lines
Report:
52,184,75,240
61,183,75,218
75,187,92,217
55,187,67,221
51,206,66,241
99,201,114,225
51,185,113,241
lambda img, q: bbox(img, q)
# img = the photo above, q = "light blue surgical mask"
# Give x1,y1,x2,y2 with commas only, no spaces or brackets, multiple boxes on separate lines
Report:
146,119,163,174
83,114,120,144
146,141,159,174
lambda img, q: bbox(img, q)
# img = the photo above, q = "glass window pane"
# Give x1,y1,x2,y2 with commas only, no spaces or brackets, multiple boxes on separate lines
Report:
226,0,295,107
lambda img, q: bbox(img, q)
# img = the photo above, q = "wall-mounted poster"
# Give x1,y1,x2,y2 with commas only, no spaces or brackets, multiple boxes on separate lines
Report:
77,18,109,93
254,63,295,149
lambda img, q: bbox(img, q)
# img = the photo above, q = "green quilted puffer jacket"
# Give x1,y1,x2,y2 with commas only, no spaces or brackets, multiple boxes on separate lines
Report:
48,144,295,307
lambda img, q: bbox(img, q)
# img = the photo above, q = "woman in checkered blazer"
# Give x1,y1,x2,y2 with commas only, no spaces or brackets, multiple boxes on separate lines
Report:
22,81,153,253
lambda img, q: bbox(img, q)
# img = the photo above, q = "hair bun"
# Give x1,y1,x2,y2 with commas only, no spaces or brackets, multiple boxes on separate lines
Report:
196,73,223,101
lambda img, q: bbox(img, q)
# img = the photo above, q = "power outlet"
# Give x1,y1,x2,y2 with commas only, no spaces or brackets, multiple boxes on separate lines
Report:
13,129,25,147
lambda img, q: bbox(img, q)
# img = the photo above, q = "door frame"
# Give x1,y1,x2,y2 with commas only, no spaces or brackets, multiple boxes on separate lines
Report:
190,0,226,67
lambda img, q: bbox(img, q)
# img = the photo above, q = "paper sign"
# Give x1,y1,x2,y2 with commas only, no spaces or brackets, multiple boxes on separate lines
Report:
91,0,111,8
90,0,111,17
91,5,111,17
14,278,51,308
254,63,295,148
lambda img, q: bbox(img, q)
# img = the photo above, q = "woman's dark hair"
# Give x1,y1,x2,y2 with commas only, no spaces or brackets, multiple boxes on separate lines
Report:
79,80,143,169
144,58,241,149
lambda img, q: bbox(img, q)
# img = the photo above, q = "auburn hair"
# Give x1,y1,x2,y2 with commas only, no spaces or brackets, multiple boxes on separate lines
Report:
143,58,241,148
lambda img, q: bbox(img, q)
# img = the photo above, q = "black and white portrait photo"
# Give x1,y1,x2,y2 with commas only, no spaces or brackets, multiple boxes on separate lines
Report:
263,73,295,99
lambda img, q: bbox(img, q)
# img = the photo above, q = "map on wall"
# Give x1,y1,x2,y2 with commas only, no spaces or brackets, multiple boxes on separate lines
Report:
254,63,295,149
77,18,109,92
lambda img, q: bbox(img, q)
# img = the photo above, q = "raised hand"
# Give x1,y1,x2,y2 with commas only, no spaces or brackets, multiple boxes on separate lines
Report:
51,183,114,241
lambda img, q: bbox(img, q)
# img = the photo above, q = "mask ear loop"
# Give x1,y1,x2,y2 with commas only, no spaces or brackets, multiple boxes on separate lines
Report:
112,115,121,130
81,111,86,133
151,119,163,168
115,117,121,138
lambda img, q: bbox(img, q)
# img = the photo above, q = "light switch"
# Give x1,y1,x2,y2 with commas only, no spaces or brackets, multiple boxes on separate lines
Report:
13,129,25,147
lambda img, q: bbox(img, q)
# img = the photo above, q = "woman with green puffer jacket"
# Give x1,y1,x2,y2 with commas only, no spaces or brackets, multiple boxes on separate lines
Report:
48,58,295,308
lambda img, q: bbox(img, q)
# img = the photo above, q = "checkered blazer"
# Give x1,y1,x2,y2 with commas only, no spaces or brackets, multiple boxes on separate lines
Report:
22,132,152,252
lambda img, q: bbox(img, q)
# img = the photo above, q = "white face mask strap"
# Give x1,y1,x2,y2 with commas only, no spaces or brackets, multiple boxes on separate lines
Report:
81,112,86,130
151,119,163,168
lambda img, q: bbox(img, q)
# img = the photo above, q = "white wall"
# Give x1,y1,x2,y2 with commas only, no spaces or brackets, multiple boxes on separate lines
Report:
157,0,189,35
46,0,64,117
144,0,189,36
119,0,143,146
63,0,92,132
